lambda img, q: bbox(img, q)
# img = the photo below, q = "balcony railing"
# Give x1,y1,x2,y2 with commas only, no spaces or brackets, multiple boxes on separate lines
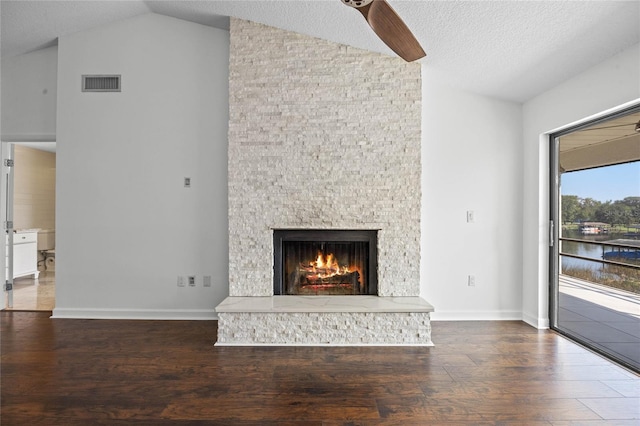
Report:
559,237,640,270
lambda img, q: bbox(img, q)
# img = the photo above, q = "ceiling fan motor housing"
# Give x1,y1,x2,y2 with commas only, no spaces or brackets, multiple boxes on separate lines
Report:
342,0,374,8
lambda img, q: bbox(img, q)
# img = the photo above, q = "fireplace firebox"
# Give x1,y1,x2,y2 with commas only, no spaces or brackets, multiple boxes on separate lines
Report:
273,230,377,296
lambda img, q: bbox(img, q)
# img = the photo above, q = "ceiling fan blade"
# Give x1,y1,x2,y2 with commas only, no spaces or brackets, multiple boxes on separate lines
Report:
342,0,426,62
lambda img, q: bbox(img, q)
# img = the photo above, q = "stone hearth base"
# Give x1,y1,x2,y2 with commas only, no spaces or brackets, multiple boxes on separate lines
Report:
215,296,434,346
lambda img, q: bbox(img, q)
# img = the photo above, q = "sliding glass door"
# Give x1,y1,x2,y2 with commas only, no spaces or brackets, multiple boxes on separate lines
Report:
550,105,640,373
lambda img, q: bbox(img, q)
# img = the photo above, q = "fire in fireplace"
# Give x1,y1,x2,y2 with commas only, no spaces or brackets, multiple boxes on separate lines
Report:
273,230,378,296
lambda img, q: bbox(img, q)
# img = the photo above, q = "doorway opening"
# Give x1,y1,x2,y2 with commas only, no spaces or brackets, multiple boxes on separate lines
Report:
550,105,640,373
2,142,56,311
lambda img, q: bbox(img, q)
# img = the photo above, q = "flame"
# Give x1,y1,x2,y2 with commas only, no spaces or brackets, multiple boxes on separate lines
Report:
296,250,364,293
309,251,351,278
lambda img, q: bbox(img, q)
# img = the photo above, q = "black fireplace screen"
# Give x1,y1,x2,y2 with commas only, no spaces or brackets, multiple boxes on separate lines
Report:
273,230,377,295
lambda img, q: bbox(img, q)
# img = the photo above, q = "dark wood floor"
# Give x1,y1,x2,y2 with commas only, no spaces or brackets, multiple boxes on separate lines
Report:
2,312,639,425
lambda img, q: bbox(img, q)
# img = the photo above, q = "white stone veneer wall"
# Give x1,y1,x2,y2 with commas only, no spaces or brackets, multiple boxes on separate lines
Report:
228,19,422,297
217,312,432,345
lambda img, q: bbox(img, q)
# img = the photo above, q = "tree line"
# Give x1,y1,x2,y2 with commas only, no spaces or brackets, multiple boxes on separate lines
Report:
561,196,640,227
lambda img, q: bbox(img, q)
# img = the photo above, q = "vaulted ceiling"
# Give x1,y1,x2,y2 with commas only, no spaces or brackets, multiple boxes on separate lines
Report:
1,1,639,103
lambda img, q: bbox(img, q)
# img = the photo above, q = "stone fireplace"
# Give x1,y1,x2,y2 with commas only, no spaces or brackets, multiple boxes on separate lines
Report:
215,19,433,345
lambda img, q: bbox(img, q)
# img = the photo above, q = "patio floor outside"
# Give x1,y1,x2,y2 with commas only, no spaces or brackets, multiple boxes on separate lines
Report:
559,274,640,372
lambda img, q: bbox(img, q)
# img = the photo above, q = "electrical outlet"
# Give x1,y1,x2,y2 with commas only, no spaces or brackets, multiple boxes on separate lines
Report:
188,276,196,287
467,210,475,223
177,276,185,287
468,275,476,287
203,275,212,288
184,177,191,188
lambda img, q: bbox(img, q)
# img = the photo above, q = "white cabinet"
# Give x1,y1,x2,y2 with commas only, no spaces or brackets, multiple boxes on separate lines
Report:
6,231,39,279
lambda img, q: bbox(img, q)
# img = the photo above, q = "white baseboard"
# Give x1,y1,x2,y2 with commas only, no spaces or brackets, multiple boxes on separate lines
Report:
51,308,218,320
1,133,56,142
522,311,550,329
430,310,522,321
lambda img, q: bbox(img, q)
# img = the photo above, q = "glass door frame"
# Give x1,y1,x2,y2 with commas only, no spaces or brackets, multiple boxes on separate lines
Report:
1,142,15,309
548,103,640,371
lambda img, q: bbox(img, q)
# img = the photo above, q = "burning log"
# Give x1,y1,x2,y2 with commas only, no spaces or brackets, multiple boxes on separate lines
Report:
288,266,361,294
285,252,362,294
299,265,339,276
302,271,360,285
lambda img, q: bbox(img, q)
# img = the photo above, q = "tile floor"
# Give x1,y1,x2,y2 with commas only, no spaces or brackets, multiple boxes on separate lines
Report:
559,275,640,372
3,271,55,311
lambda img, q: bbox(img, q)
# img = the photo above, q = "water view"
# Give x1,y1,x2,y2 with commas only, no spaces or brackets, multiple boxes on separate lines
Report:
561,229,635,269
561,228,640,294
560,162,640,295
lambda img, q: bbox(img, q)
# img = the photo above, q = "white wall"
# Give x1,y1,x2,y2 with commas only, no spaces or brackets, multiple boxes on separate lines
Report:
521,44,640,328
421,67,523,320
53,13,230,319
1,46,58,141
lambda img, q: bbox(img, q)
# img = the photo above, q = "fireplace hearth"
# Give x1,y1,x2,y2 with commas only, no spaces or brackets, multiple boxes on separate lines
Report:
273,230,377,296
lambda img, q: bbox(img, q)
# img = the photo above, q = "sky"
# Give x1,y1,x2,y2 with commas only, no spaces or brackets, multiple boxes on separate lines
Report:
561,161,640,202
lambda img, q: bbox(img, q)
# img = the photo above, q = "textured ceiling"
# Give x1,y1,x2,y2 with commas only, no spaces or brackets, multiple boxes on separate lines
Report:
1,0,639,103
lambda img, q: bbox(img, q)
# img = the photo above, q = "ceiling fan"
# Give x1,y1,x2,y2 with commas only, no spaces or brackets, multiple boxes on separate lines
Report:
341,0,426,62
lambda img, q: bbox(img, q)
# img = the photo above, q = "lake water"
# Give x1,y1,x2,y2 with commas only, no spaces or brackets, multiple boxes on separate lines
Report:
560,229,627,271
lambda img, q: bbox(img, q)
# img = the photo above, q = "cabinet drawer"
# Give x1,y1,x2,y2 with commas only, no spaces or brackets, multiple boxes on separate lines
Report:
14,232,37,244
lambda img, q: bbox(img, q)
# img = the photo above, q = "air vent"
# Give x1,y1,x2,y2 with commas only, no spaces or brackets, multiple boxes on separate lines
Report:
82,75,121,92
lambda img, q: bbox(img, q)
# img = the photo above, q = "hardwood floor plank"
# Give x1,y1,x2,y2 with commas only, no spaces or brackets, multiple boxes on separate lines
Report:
443,363,634,383
550,422,640,426
601,379,640,397
162,395,380,421
375,394,602,422
577,397,640,420
419,379,625,399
